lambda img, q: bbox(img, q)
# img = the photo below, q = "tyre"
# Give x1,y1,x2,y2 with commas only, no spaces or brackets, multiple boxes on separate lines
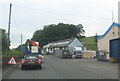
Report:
40,64,42,69
21,66,25,70
21,67,24,70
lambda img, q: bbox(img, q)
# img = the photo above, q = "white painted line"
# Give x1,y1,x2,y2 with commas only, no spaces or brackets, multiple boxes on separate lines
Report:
0,65,16,76
0,63,20,77
18,64,21,67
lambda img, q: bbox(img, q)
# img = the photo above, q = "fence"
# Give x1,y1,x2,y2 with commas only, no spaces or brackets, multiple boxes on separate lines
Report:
53,49,72,59
53,49,63,58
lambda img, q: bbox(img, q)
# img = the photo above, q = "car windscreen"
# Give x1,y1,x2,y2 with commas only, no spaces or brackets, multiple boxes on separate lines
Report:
25,56,38,59
76,51,81,54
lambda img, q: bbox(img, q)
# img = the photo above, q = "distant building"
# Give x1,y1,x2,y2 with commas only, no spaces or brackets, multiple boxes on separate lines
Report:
97,22,120,62
43,38,87,55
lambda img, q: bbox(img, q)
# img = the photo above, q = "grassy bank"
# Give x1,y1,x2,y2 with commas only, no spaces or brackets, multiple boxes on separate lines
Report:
2,49,24,57
79,36,98,51
9,50,23,56
2,49,24,68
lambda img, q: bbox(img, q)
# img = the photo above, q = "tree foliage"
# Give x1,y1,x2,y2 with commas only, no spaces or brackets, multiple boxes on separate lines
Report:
0,29,9,56
15,39,29,51
31,23,85,47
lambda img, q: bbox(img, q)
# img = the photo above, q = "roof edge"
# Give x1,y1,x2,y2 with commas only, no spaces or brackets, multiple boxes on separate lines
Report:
97,22,120,40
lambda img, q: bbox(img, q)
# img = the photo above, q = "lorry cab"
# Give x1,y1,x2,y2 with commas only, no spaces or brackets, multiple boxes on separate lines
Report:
73,51,83,58
72,47,83,59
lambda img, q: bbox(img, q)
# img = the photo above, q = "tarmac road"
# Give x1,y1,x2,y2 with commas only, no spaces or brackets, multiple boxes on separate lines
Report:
2,55,118,79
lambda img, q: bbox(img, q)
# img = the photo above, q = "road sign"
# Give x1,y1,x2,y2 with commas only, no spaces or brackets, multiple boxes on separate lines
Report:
8,57,17,65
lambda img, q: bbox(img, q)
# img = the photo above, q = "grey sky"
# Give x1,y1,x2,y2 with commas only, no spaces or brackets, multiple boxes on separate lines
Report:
0,0,119,49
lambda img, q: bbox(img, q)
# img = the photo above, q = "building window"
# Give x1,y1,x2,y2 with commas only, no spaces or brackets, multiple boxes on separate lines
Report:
113,32,115,34
50,48,52,51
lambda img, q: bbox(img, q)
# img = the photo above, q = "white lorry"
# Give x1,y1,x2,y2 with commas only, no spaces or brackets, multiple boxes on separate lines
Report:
71,47,83,59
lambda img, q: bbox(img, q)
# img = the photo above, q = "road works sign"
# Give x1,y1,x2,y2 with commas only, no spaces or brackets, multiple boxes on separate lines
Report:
8,57,17,65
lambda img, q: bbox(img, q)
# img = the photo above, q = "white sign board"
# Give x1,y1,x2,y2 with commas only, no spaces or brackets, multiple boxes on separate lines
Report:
31,46,38,53
100,52,104,56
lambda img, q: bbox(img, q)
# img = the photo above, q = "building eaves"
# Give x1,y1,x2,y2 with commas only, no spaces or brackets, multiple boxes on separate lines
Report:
49,38,76,48
97,22,120,40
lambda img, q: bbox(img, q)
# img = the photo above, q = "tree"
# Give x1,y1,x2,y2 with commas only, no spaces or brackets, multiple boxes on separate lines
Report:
15,39,29,51
94,33,98,44
0,29,9,56
31,23,85,48
76,24,85,38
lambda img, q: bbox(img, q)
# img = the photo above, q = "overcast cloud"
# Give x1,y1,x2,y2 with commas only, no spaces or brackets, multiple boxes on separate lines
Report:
0,0,119,48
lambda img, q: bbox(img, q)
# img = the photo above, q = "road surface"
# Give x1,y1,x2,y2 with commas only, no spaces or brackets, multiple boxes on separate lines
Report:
2,55,118,79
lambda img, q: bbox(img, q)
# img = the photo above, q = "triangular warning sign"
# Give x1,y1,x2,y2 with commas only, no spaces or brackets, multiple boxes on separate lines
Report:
8,57,17,65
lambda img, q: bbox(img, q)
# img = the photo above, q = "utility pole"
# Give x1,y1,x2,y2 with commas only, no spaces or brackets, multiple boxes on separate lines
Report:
21,34,22,52
7,3,12,56
8,3,12,46
95,33,98,43
112,10,114,23
118,1,120,24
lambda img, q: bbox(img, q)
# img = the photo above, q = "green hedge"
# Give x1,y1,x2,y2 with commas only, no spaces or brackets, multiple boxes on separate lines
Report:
9,50,23,56
2,50,24,57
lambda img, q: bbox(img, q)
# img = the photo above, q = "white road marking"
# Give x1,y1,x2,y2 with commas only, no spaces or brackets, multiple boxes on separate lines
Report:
0,63,20,77
18,64,21,67
0,65,16,77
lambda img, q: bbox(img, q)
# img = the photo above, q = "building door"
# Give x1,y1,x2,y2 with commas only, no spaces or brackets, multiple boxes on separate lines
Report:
110,38,120,62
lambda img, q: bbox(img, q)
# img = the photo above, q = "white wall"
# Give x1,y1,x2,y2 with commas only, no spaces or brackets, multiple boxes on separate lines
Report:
68,38,84,49
68,38,85,54
98,25,120,60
